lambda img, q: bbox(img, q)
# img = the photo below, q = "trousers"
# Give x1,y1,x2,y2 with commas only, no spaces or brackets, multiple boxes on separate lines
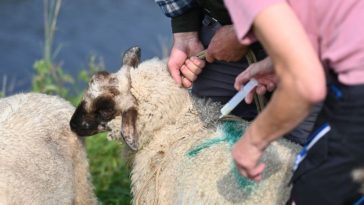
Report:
288,73,364,204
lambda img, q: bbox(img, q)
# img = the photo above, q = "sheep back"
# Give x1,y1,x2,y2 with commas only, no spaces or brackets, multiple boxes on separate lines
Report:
0,93,96,205
120,58,301,205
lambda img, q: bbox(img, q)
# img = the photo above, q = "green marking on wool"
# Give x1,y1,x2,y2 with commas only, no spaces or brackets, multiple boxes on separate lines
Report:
221,120,245,145
187,137,225,157
186,120,257,191
233,164,256,192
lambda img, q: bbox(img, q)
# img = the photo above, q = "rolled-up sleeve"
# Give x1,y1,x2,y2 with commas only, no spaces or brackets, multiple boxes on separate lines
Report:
224,0,285,45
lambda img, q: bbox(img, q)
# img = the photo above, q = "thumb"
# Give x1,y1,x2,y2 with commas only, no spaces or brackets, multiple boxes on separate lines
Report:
205,51,215,63
168,48,187,86
244,90,255,104
234,71,251,90
250,163,266,182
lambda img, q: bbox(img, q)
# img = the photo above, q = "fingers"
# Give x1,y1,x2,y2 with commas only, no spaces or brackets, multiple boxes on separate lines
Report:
182,76,192,88
245,91,255,104
244,86,267,104
190,56,205,69
232,133,266,182
234,71,251,90
181,58,203,80
250,163,266,181
180,56,205,88
235,70,256,104
266,82,276,92
256,85,267,95
238,163,265,181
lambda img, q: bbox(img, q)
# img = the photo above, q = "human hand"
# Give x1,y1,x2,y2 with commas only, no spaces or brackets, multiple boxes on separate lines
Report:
205,25,248,63
179,56,205,88
168,32,205,87
234,57,277,104
232,128,266,182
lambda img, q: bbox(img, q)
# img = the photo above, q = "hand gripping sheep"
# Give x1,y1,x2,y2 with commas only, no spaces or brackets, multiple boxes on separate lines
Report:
70,47,302,205
0,93,97,205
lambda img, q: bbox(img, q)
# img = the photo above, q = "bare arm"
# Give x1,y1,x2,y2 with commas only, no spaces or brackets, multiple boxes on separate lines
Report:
232,3,326,180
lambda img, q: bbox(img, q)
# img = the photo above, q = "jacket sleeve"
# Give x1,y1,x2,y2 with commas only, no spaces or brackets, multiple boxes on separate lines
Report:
155,0,203,33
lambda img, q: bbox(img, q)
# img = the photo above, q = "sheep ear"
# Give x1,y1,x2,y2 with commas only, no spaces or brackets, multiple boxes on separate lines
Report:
121,108,139,151
122,47,141,68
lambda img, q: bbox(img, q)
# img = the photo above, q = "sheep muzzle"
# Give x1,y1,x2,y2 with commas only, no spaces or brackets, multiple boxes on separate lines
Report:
69,100,115,137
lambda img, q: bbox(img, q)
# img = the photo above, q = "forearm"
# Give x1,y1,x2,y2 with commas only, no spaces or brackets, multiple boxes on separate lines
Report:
248,73,314,149
245,3,326,149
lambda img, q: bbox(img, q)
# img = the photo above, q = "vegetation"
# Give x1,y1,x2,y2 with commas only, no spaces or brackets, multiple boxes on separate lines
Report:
30,0,133,204
86,135,132,205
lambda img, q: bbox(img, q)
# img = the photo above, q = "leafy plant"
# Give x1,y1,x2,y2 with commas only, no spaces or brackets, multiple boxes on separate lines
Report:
32,0,72,97
31,0,132,204
86,134,132,205
32,59,74,97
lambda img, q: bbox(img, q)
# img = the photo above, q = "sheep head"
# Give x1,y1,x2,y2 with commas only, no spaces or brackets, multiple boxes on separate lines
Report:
70,47,141,150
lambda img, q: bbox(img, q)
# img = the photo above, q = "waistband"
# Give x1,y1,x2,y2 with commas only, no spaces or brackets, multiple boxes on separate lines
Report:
326,70,364,100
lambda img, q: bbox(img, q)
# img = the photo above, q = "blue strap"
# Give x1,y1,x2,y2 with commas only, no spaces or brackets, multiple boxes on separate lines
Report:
354,195,364,205
330,84,343,99
293,123,331,171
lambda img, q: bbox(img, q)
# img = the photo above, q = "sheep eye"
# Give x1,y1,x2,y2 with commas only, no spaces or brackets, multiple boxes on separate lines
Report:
98,109,114,120
93,95,116,120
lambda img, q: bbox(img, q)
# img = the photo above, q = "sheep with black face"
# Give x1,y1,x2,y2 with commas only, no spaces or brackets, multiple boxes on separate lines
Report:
70,47,140,150
70,47,301,205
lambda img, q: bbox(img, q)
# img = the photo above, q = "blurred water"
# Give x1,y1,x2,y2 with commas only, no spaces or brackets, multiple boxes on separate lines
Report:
0,0,172,94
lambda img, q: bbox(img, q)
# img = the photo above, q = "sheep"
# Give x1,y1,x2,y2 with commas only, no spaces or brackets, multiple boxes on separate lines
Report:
70,47,302,205
0,93,97,205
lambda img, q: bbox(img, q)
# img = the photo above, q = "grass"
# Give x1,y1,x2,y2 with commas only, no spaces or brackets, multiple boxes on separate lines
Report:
86,134,132,205
31,0,133,204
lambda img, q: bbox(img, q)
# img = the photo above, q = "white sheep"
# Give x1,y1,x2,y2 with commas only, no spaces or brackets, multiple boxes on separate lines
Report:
70,47,301,205
0,93,97,205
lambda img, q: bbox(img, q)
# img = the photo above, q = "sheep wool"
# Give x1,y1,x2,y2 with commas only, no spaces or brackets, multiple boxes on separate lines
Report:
106,57,302,205
0,93,97,205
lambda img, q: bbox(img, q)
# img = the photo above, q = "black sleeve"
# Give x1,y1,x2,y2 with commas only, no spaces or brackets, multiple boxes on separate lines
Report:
171,7,204,33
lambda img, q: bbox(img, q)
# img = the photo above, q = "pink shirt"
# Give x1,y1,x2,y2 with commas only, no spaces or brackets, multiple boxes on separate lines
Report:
224,0,364,85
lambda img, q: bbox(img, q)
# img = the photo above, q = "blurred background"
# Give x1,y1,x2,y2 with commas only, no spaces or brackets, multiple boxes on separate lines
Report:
0,0,171,204
0,0,171,95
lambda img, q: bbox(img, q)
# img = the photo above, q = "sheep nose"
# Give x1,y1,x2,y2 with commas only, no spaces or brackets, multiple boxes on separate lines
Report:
70,119,88,132
81,121,90,129
98,122,111,131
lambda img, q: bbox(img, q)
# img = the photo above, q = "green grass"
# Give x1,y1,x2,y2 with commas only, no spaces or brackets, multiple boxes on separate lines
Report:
31,1,133,204
86,134,132,205
75,97,132,204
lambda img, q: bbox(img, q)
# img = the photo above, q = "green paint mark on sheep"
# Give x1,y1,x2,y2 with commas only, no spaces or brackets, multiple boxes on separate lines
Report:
233,164,256,191
186,120,257,191
186,120,244,157
187,137,225,157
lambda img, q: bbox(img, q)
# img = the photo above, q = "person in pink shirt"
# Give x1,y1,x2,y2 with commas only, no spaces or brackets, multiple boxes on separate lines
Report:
220,0,364,204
